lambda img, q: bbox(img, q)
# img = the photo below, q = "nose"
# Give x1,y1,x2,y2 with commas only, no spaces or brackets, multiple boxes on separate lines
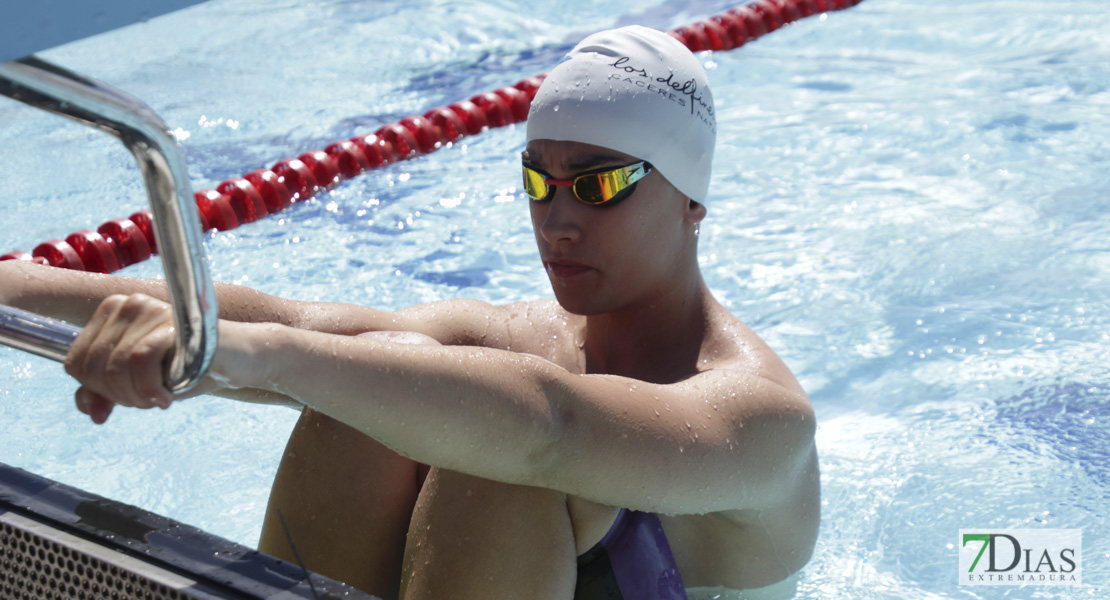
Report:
535,185,583,245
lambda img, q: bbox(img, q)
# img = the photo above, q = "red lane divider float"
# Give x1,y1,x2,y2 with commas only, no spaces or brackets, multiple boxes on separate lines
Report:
1,0,863,272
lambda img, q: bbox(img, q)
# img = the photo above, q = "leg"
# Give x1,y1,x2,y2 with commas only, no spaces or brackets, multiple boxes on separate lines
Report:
400,468,578,600
259,330,442,598
259,407,421,599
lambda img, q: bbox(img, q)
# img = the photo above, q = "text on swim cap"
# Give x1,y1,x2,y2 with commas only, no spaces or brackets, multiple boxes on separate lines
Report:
607,56,716,133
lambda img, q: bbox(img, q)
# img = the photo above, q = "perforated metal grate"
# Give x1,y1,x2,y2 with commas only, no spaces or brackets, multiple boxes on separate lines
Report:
0,510,223,600
0,462,373,600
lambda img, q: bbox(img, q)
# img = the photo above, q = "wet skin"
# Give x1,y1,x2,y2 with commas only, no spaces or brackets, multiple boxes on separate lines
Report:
0,140,819,599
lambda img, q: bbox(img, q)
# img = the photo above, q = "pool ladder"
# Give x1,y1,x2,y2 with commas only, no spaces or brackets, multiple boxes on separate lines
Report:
0,57,217,394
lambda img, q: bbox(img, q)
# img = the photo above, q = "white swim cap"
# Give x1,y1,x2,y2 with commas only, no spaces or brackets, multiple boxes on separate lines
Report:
526,26,716,202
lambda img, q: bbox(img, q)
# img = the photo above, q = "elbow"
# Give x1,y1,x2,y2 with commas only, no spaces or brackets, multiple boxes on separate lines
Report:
745,390,817,511
795,397,817,454
782,392,818,486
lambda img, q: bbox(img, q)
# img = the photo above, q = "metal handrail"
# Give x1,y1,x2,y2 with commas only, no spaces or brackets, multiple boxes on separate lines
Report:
0,305,82,363
0,57,217,394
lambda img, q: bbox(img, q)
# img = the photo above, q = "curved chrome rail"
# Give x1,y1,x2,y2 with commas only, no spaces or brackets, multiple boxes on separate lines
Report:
0,57,217,394
0,305,82,363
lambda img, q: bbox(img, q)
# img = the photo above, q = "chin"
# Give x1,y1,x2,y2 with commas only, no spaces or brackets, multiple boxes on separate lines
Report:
551,288,608,316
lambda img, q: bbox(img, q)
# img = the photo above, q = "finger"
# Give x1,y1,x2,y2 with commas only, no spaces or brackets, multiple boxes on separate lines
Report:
69,293,159,399
68,294,175,407
75,386,115,425
107,295,175,407
124,323,176,409
65,294,128,382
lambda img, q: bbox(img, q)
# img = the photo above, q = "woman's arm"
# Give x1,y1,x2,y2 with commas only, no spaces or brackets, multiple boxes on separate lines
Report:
2,261,528,411
0,260,515,344
67,293,816,516
0,259,313,326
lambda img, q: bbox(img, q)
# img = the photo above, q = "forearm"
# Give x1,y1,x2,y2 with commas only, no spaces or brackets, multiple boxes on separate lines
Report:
1,261,409,340
224,321,559,484
0,260,310,327
212,387,302,408
1,261,161,325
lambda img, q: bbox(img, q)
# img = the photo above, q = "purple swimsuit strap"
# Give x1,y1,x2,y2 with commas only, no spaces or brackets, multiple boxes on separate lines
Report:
575,509,687,600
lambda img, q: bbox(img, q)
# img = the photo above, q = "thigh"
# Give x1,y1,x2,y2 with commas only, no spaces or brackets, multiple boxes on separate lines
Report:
401,468,578,600
259,329,444,597
260,407,423,599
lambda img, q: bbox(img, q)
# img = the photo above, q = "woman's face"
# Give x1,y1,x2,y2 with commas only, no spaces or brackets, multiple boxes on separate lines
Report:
524,139,698,316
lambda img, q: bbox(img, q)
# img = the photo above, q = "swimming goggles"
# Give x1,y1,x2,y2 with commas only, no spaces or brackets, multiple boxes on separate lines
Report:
522,161,653,207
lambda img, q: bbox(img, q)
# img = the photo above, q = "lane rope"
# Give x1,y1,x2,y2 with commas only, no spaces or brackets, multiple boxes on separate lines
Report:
1,0,864,272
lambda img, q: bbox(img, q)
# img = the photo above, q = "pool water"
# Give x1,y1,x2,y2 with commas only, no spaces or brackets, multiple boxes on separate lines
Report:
1,0,1108,598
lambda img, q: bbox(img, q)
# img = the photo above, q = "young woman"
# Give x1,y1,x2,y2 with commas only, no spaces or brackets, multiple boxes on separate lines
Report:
1,26,818,600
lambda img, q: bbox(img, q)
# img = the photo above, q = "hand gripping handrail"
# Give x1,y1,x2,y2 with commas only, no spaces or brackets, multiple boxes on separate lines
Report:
0,57,217,394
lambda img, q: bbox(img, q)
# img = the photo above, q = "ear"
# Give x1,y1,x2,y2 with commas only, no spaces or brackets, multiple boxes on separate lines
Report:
684,198,707,224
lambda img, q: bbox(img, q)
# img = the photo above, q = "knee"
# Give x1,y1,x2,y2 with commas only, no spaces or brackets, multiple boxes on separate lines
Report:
411,468,576,559
286,407,417,478
357,330,442,346
292,405,365,446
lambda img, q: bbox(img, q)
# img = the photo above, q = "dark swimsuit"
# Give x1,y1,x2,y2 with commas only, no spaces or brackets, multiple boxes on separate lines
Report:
574,509,687,600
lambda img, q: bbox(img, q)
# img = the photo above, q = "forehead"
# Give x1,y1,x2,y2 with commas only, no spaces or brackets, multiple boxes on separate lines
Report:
522,139,640,171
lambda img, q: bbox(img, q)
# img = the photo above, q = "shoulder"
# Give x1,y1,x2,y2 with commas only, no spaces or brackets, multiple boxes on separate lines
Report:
699,306,806,398
660,311,818,590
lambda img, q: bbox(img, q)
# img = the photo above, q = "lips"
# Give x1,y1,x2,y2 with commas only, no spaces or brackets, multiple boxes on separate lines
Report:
545,258,593,279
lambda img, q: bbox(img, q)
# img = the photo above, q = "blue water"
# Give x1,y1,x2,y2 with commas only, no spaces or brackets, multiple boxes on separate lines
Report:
2,0,1108,598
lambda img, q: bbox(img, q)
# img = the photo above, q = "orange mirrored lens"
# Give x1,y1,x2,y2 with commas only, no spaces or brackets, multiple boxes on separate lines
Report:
575,165,642,204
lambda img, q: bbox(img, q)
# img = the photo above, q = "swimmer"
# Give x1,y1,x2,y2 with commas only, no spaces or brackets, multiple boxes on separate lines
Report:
0,26,818,600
